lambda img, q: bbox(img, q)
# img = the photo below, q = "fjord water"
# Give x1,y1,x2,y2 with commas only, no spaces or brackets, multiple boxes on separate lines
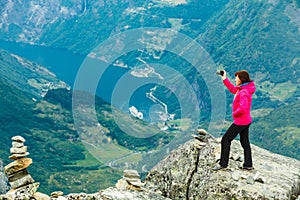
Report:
0,40,156,120
0,40,85,86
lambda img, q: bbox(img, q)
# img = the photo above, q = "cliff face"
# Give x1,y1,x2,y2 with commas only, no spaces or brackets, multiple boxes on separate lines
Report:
1,135,300,200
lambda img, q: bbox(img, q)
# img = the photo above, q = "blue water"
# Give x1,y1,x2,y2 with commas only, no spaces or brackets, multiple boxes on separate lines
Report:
0,40,84,85
0,40,155,119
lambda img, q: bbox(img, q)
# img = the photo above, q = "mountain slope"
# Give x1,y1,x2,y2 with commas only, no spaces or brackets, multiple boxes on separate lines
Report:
0,0,83,43
251,101,300,160
0,77,120,194
0,49,69,98
0,0,229,54
197,0,300,104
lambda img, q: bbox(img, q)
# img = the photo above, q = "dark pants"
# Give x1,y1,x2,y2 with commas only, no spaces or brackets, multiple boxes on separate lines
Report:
219,123,252,168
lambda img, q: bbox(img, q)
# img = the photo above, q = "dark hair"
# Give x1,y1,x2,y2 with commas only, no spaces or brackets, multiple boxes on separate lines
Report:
235,70,252,84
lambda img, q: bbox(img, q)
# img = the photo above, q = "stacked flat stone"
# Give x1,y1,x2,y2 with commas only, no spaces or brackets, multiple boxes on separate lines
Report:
116,169,144,191
3,136,40,199
192,128,208,148
123,170,144,187
9,136,30,160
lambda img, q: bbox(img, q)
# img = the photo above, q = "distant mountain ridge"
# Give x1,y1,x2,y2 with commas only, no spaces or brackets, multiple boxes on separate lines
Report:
0,0,229,54
0,0,84,43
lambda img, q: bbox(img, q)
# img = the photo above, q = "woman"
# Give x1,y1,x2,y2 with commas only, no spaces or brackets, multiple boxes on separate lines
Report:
213,70,256,171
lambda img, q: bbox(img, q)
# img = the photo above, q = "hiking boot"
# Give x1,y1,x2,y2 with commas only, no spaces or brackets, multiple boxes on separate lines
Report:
239,166,254,170
212,164,227,171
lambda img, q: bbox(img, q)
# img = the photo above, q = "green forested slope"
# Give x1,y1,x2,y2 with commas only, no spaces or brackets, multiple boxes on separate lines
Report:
0,82,175,193
0,78,122,194
0,52,119,193
251,101,300,160
0,49,69,98
197,0,300,103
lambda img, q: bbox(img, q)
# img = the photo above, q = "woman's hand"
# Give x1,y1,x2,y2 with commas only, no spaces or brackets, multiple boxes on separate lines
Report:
221,70,227,80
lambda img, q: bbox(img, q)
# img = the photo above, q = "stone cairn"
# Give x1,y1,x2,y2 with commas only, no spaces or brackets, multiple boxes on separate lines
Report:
192,128,208,148
3,136,40,199
115,169,144,191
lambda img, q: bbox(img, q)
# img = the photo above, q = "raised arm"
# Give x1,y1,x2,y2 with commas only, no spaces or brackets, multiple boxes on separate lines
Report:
223,78,238,94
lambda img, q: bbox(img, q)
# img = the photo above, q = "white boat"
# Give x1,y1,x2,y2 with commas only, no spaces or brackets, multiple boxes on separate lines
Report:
129,106,143,120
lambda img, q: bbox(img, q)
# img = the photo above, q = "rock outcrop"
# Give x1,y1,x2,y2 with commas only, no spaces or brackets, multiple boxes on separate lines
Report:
0,161,9,194
145,133,300,200
1,133,300,200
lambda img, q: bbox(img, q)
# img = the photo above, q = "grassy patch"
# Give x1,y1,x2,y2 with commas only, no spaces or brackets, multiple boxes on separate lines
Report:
168,118,192,131
251,108,274,118
82,140,134,164
48,168,121,194
76,150,101,167
114,152,143,165
260,80,297,102
76,144,142,168
271,81,297,101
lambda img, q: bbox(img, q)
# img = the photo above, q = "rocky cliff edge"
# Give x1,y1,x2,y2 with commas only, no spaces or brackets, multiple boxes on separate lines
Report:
145,134,300,200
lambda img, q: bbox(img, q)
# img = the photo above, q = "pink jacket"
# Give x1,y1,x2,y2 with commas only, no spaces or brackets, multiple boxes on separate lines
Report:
223,78,256,125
